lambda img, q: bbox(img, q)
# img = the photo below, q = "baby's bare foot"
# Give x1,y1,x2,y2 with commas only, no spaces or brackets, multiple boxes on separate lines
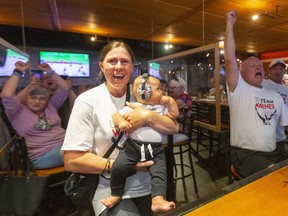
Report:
101,196,122,209
151,196,176,212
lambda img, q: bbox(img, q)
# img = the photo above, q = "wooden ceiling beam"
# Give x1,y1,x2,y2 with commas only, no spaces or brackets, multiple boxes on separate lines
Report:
48,0,62,30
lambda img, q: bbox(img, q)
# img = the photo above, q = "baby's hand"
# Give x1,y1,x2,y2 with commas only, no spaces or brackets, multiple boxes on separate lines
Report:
118,121,132,132
160,95,172,105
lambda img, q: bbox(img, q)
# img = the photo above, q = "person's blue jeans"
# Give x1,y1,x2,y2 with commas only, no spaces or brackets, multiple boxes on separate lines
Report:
32,145,63,169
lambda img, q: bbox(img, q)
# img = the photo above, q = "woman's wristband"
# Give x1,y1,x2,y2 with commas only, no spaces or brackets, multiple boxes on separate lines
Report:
12,68,23,78
46,70,55,77
102,158,111,174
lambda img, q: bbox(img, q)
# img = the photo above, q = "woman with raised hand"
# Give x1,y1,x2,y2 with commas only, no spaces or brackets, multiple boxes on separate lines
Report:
1,61,70,169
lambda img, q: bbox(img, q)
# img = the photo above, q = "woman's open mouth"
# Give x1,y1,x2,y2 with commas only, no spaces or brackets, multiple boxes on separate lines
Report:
113,74,124,80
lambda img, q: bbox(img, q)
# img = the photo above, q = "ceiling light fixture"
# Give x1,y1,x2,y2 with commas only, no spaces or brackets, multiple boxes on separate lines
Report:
90,34,97,41
164,43,173,50
252,14,259,21
251,5,288,22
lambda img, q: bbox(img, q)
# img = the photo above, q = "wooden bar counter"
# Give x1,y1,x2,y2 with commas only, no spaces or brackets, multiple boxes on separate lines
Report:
163,159,288,216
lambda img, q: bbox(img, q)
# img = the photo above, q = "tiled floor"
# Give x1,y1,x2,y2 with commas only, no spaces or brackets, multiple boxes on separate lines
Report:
172,140,228,208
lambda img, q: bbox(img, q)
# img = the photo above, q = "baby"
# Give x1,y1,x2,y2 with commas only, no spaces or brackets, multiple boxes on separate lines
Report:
101,74,179,212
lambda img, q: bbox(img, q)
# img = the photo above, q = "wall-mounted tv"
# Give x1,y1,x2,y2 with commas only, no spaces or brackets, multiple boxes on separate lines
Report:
39,51,90,77
0,37,29,77
149,62,161,79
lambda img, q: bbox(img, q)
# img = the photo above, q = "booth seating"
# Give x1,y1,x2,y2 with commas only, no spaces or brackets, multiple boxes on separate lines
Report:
163,119,199,202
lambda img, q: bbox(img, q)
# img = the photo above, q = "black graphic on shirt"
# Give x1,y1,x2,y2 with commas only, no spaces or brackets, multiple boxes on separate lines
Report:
278,92,287,104
254,97,277,125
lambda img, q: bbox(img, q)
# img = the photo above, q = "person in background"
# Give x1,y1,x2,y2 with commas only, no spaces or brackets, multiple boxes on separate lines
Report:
209,77,224,97
43,74,77,129
168,77,192,136
282,73,288,86
101,74,178,212
61,41,179,216
1,61,70,169
17,72,77,129
262,59,288,152
159,79,168,95
225,10,288,178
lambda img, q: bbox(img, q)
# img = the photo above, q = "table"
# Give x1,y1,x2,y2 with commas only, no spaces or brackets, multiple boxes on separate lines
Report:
197,98,228,107
162,159,288,216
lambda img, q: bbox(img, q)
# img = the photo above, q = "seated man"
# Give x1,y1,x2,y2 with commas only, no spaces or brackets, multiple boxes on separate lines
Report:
42,74,77,129
224,10,288,178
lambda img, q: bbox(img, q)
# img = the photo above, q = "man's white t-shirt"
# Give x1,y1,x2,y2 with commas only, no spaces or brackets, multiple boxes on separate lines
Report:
262,79,288,142
227,75,288,152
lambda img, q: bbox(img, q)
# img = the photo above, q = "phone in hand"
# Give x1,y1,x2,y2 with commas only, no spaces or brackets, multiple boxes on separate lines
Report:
31,70,44,80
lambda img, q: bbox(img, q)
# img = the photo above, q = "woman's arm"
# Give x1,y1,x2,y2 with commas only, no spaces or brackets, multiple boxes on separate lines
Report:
124,102,179,134
1,61,29,98
17,76,41,103
176,98,187,109
63,150,154,173
63,150,110,174
39,63,70,91
65,79,77,109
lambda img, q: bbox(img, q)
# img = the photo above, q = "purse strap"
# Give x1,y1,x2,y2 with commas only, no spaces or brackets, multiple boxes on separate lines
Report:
17,136,36,175
2,135,35,176
102,84,130,159
103,132,124,159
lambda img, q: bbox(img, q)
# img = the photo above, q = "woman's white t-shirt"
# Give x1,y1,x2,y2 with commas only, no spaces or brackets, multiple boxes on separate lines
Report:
61,83,151,215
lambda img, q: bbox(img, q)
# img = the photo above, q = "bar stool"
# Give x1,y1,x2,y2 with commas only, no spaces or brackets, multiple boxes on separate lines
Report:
163,120,199,202
195,102,217,157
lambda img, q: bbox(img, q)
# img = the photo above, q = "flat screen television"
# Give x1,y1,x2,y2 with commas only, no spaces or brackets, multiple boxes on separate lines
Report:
0,37,29,77
39,51,90,77
148,62,161,79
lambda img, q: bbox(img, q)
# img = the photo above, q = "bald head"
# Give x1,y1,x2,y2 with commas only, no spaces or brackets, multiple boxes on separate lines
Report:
240,56,264,88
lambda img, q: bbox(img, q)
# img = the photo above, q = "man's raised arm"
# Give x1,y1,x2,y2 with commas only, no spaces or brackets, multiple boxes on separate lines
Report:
224,10,240,92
